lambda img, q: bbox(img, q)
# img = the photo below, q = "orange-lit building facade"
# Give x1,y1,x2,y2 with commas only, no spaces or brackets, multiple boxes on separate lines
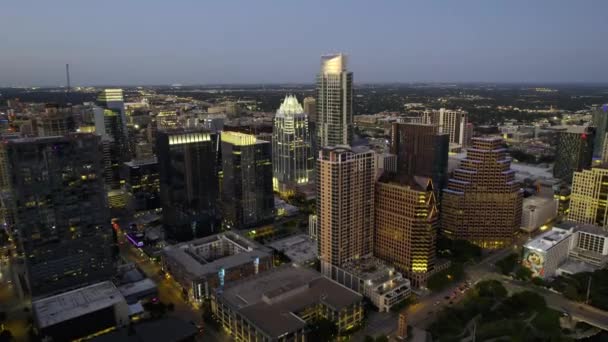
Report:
441,137,523,249
317,146,375,268
374,175,438,287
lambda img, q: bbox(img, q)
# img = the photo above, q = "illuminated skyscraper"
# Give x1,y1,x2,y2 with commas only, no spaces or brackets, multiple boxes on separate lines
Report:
391,122,449,195
303,97,317,124
157,129,220,241
221,132,274,230
553,126,595,182
8,134,113,297
375,174,438,287
272,95,313,195
94,89,131,188
568,166,608,228
317,146,375,270
441,137,523,249
316,54,353,148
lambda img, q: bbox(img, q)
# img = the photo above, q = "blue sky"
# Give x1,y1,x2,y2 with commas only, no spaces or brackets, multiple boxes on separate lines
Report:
1,0,607,85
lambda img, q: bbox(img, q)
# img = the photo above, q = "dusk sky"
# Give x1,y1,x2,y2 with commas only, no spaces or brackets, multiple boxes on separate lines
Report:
2,0,607,86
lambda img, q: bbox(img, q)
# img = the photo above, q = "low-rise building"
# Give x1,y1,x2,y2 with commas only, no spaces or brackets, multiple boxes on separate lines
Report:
322,256,411,312
33,281,129,341
521,196,559,232
522,226,574,279
267,234,318,266
161,232,272,303
211,266,364,342
563,222,608,267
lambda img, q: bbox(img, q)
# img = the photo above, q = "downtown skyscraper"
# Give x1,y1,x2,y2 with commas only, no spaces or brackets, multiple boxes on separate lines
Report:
390,122,449,196
553,126,595,182
221,131,274,230
375,174,438,287
316,54,353,148
272,95,313,195
157,129,220,241
94,89,131,188
8,134,114,297
441,137,523,249
568,166,608,228
592,104,608,158
317,146,375,272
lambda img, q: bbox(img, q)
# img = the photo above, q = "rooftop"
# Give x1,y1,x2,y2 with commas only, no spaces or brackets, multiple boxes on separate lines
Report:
524,227,574,252
267,234,317,264
218,265,361,338
33,281,125,329
163,232,270,279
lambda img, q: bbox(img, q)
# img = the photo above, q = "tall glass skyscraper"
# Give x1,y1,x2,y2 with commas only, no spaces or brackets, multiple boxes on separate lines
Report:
8,134,114,297
316,54,353,148
592,104,608,158
157,129,220,241
272,95,313,195
553,126,595,183
221,132,274,230
94,89,131,188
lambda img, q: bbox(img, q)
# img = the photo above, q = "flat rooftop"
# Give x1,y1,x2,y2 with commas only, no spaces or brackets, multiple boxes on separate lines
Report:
525,227,573,252
163,232,270,279
523,195,557,208
267,234,317,264
33,281,125,329
219,266,362,338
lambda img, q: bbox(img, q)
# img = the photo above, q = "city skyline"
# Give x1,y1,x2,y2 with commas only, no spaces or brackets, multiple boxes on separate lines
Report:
2,1,608,86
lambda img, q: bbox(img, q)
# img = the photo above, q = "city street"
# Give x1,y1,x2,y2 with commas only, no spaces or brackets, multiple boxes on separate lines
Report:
118,232,229,342
0,254,30,341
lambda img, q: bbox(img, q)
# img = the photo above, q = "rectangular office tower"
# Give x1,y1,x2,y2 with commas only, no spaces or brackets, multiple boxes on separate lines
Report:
421,108,470,147
553,126,595,183
157,129,220,241
94,89,131,188
568,166,608,228
441,137,523,249
272,95,313,196
8,134,114,297
390,123,449,195
317,146,375,269
375,174,438,287
316,54,353,148
221,132,274,230
592,104,608,158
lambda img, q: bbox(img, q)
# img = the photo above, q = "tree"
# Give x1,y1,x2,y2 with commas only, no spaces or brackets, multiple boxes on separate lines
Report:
307,318,338,342
375,336,389,342
495,253,519,275
475,280,507,299
364,336,375,342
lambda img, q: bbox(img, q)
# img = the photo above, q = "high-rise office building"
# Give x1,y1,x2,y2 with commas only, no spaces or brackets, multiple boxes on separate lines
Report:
221,131,274,230
592,104,608,158
303,97,318,158
8,134,114,297
553,126,595,182
421,108,470,146
272,95,313,195
316,54,353,148
568,166,608,228
390,123,449,195
303,97,317,124
317,146,375,269
35,104,75,137
94,89,131,188
121,158,160,213
375,174,438,287
441,137,523,249
157,129,220,241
